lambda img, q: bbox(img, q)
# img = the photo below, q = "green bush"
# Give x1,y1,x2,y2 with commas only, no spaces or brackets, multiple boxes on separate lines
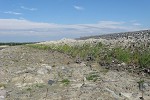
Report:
139,50,150,68
28,44,51,50
26,87,32,91
28,42,103,61
0,42,35,46
112,47,131,63
131,50,140,64
86,73,99,82
61,79,70,85
28,43,150,69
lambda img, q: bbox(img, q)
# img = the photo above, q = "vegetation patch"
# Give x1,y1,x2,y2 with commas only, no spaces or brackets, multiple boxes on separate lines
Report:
111,47,131,63
28,43,150,72
31,83,46,88
139,50,150,68
86,72,99,82
61,79,70,85
28,42,104,60
0,42,36,46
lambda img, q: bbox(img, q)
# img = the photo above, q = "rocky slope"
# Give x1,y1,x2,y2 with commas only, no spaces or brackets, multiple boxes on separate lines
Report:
0,30,150,100
77,30,150,40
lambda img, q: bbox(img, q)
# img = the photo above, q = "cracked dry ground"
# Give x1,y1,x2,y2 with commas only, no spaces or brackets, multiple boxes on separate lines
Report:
0,46,150,100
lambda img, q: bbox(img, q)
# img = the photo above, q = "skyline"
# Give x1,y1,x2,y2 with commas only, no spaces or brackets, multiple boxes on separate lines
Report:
0,0,150,42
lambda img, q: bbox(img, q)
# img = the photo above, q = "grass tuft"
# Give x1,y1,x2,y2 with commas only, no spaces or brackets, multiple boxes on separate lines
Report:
61,79,70,85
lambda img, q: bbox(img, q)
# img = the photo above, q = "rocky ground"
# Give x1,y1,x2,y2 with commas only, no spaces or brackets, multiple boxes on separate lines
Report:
0,30,150,100
78,30,150,40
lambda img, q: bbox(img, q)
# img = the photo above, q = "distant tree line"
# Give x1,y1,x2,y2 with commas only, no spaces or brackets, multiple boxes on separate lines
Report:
0,42,37,46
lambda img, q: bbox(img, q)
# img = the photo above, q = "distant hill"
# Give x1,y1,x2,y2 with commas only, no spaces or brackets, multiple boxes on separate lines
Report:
77,29,150,40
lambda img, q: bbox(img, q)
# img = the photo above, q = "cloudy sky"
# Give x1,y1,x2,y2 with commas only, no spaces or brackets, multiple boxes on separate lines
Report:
0,0,150,42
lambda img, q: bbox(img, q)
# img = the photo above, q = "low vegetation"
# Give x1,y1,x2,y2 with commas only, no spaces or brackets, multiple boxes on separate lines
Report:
86,72,99,82
28,43,150,71
111,47,131,63
61,79,70,85
0,42,36,46
28,42,103,60
138,50,150,68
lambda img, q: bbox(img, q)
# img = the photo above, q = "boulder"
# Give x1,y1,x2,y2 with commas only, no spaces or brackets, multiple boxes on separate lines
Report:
0,90,6,100
48,80,55,85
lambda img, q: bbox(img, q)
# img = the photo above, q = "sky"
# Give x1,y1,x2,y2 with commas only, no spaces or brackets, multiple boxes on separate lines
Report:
0,0,150,42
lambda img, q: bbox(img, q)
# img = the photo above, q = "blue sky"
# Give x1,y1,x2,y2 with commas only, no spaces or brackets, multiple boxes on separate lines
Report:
0,0,149,42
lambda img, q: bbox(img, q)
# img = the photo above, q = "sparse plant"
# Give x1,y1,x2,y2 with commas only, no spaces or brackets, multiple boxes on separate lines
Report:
28,42,150,75
86,73,99,82
26,87,32,97
61,79,70,85
112,47,131,63
58,71,63,79
0,42,35,46
37,83,45,88
33,83,45,88
27,42,104,62
101,68,109,74
139,50,150,68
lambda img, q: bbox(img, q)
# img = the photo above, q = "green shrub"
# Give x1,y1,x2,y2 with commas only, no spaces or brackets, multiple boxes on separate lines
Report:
28,42,150,70
28,44,51,50
26,87,32,91
112,47,131,63
61,79,70,85
139,50,150,68
131,51,140,64
28,42,104,61
31,83,46,88
86,73,99,82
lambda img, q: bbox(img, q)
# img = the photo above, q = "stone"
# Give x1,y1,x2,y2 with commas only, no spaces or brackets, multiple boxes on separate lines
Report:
37,68,48,75
143,83,150,90
86,55,94,61
121,62,126,66
139,97,144,100
120,93,132,98
75,58,81,64
0,90,6,100
48,80,55,85
45,65,52,70
0,96,5,100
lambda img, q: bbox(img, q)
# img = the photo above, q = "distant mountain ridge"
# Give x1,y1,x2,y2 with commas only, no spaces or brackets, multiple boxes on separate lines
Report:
77,29,150,40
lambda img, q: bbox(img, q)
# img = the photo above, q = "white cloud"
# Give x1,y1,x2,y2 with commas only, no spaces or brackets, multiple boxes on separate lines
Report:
0,19,146,40
133,23,141,26
0,19,60,30
4,11,22,15
74,5,84,10
21,6,37,11
98,21,125,25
